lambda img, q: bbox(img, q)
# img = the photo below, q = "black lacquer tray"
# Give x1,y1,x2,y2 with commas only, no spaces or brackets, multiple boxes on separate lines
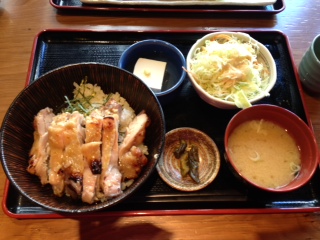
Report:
49,0,285,15
3,29,320,219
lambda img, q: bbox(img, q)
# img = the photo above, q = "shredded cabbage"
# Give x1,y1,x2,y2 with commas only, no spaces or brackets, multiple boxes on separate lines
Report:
188,34,270,108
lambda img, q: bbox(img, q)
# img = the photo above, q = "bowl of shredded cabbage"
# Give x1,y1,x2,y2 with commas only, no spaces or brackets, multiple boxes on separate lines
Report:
186,32,277,109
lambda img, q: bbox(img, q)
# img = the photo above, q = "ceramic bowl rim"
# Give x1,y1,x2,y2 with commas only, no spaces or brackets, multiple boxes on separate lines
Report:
118,39,186,97
224,104,319,192
0,62,166,213
186,31,277,109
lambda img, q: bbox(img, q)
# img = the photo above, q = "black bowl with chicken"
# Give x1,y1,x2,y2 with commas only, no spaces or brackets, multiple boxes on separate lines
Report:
0,62,165,213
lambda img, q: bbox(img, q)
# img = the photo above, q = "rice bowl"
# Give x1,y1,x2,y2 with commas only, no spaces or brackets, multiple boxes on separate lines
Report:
0,63,165,213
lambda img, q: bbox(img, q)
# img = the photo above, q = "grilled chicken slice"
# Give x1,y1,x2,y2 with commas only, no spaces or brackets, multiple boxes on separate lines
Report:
63,112,86,199
82,149,101,204
100,100,123,198
100,116,122,197
81,99,124,201
47,115,67,197
81,110,103,204
47,112,85,197
119,112,150,180
27,108,55,185
119,146,148,179
119,112,149,158
82,165,100,204
29,97,149,203
84,109,103,143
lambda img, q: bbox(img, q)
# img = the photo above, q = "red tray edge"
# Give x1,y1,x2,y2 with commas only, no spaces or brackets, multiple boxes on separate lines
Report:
5,28,318,220
3,179,320,220
49,0,286,14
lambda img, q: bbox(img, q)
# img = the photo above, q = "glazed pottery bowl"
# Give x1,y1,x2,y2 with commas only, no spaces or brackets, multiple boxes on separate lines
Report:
224,104,319,192
0,62,165,213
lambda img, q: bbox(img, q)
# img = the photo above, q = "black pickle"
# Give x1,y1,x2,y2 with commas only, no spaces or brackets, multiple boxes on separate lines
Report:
174,140,187,159
189,145,200,183
174,141,200,183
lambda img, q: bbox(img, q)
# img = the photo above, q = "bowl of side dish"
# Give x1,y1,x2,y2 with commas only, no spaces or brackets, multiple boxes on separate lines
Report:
224,104,319,192
0,62,165,213
157,127,220,192
118,39,186,105
186,32,277,109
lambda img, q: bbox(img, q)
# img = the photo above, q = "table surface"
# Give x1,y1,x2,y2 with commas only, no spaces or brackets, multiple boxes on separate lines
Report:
1,0,320,239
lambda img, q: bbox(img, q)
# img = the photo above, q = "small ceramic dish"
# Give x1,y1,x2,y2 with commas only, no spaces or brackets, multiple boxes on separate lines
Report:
156,127,220,192
118,39,186,105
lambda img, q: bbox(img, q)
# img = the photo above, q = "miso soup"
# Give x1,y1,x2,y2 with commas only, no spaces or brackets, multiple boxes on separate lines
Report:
227,119,301,189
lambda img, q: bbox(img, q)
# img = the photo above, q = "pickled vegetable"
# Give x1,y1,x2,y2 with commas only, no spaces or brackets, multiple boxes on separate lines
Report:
188,145,200,183
174,140,187,159
174,141,200,183
180,151,190,177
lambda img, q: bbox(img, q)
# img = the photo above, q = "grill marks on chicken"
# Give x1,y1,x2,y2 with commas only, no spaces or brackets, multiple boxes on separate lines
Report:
28,99,149,204
47,111,85,197
101,116,122,198
81,111,103,204
27,108,55,185
119,112,150,180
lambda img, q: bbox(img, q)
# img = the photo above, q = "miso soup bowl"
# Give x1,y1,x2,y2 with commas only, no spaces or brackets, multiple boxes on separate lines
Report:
224,104,319,192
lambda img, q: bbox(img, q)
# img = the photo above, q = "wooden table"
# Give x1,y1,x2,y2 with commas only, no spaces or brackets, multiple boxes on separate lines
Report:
1,0,320,239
